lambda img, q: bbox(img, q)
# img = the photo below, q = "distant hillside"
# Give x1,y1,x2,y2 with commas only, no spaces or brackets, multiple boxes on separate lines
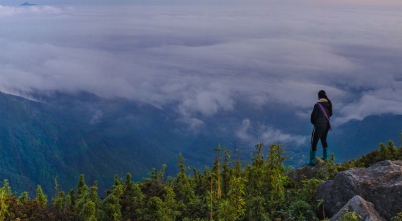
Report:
0,90,401,198
0,91,215,197
332,115,402,162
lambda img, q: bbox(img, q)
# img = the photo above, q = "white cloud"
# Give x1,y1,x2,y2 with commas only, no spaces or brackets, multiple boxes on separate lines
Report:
0,5,61,16
90,110,103,124
236,119,308,146
177,117,206,133
0,3,401,127
336,88,402,125
236,119,254,141
296,111,310,119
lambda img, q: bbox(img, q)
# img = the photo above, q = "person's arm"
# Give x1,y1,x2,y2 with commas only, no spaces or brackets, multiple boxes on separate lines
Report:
310,104,318,124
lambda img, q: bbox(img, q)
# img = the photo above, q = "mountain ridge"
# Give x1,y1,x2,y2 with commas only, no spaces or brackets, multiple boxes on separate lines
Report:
0,90,401,198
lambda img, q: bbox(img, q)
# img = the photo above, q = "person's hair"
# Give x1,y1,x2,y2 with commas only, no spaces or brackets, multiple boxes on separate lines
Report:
318,90,332,117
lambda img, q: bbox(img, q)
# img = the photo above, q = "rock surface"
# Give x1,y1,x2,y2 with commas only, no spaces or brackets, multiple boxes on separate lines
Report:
318,160,402,220
288,157,327,182
329,195,386,221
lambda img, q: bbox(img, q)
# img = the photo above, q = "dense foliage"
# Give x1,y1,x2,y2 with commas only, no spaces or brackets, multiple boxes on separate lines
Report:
0,91,205,197
336,139,402,172
0,139,401,221
2,91,402,199
0,143,323,220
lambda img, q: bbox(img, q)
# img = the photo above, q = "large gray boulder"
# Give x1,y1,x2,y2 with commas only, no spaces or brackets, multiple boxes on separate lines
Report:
329,195,386,221
288,157,327,182
318,160,402,220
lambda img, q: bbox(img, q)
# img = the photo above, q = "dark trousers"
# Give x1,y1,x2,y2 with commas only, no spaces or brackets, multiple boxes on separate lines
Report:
311,126,329,151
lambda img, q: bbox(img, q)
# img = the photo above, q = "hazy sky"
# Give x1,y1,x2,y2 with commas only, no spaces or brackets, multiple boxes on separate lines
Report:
1,0,402,6
1,1,402,144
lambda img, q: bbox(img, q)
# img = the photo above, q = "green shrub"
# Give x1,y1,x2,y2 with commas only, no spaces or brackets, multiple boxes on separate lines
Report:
392,212,402,221
0,139,400,220
337,139,402,172
338,209,361,221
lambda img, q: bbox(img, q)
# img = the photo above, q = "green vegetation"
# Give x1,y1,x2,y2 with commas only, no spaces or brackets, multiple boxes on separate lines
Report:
336,140,402,172
338,209,361,221
1,91,402,202
392,212,402,221
0,140,401,220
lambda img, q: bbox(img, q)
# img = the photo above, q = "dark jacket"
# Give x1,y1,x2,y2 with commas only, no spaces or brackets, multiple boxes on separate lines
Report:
310,101,331,127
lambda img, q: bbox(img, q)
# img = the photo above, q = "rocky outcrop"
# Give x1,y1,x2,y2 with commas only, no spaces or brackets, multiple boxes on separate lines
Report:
329,195,386,221
288,157,327,182
318,160,402,220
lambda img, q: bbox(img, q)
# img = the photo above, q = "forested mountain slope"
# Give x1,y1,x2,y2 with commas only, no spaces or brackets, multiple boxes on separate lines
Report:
0,91,201,197
0,90,401,198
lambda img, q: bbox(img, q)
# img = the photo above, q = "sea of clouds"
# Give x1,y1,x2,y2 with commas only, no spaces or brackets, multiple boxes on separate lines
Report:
1,0,401,145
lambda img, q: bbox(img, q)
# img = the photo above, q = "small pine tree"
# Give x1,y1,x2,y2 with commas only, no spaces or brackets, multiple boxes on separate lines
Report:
55,178,59,196
52,178,60,205
36,185,48,206
143,197,166,220
101,180,122,220
125,173,132,190
121,173,145,219
68,189,76,206
386,140,397,160
176,155,187,186
216,177,246,220
114,175,120,186
80,201,97,221
379,143,387,160
2,180,11,197
54,191,66,212
88,181,100,210
77,174,88,200
18,191,29,204
0,188,8,221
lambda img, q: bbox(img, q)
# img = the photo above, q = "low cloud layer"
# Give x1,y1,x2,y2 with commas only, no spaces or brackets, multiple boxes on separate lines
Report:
0,4,61,15
237,119,308,146
0,2,401,133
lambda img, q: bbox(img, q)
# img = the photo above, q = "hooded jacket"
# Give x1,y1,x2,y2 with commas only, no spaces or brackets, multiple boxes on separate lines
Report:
310,99,331,127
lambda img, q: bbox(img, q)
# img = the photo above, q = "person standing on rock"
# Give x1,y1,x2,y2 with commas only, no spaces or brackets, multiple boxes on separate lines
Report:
307,90,332,166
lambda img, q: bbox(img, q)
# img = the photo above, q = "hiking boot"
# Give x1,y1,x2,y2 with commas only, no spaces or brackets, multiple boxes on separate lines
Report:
322,147,328,160
306,151,316,166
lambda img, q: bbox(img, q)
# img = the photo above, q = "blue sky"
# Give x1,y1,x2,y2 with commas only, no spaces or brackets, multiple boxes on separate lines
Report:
0,0,402,145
